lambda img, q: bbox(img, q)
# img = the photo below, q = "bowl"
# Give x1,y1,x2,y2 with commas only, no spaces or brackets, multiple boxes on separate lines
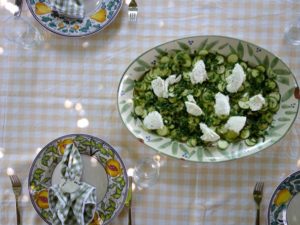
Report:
117,35,299,163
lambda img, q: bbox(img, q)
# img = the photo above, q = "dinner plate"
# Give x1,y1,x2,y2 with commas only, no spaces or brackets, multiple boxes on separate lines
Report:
268,170,300,225
28,134,128,225
26,0,122,37
117,35,299,163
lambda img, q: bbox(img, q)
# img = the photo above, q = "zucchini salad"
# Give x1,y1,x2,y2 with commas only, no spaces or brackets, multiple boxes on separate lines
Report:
132,50,281,149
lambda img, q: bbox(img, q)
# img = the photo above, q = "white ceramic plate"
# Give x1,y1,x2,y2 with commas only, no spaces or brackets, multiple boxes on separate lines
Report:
117,35,299,163
268,170,300,225
28,134,128,224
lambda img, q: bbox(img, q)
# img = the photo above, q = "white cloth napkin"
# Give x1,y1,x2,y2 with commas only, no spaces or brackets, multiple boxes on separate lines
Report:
50,0,85,19
48,144,97,225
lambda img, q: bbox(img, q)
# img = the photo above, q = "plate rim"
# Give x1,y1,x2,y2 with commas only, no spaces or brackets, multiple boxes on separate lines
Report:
28,133,128,224
268,170,300,225
117,35,300,163
25,0,123,37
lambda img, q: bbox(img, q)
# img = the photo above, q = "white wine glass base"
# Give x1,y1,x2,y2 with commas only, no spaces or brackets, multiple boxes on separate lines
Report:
4,16,43,49
132,156,160,190
285,17,300,46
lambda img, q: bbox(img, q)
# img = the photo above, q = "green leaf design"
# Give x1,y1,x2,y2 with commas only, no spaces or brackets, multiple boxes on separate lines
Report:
285,111,297,115
137,59,151,69
126,113,133,123
270,57,279,69
247,44,254,56
124,83,134,93
237,41,244,59
124,78,134,85
109,199,116,208
112,187,122,199
277,77,290,86
177,41,190,51
254,55,263,65
198,38,208,51
121,102,132,113
41,177,51,183
41,155,51,167
196,147,204,161
41,17,52,23
263,55,270,70
172,141,178,155
106,148,114,158
273,69,291,76
270,123,286,131
278,117,291,122
179,144,189,154
134,66,146,72
47,146,58,155
158,140,172,149
282,104,292,109
150,137,163,142
229,45,237,55
33,168,45,181
155,48,167,55
281,87,295,102
218,43,228,50
205,41,219,51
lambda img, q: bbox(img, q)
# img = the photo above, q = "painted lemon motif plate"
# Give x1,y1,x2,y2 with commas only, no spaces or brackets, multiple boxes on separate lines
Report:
28,134,128,224
268,170,300,225
26,0,122,37
117,35,299,163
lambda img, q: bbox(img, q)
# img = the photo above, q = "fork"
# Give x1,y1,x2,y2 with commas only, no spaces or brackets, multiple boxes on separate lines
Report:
9,175,22,225
125,176,133,225
253,181,264,225
128,0,138,22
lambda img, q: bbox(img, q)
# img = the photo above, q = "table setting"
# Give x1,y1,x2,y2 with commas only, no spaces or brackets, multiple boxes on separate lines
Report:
0,0,300,225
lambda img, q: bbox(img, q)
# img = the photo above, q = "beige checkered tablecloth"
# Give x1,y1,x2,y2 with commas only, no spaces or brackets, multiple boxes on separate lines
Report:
0,0,300,224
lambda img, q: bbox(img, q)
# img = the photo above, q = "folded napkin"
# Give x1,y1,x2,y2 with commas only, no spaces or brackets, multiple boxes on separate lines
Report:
49,144,96,225
50,0,85,19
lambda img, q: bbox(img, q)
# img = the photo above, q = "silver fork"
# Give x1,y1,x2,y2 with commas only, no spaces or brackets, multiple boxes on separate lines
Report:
253,181,264,225
128,0,138,22
9,175,22,225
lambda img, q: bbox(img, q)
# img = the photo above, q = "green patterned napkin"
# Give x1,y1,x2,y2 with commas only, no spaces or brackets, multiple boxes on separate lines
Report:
48,144,96,225
50,0,85,19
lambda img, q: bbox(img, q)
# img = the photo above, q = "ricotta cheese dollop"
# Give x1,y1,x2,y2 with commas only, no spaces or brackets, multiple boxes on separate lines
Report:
248,94,265,111
190,60,208,84
224,116,247,134
151,75,181,98
226,63,246,93
143,111,164,130
185,95,203,116
199,123,220,142
214,92,230,116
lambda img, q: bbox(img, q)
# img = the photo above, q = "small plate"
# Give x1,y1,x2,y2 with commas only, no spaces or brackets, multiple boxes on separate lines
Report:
28,134,128,225
26,0,122,37
268,170,300,225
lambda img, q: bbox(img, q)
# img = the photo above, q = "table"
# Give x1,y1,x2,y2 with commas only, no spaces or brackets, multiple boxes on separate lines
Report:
0,0,300,224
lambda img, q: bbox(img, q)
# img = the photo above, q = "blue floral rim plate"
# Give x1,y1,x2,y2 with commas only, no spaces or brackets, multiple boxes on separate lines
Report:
268,170,300,225
28,134,128,225
26,0,122,37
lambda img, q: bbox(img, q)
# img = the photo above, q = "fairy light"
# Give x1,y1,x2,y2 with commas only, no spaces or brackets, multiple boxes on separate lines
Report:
64,99,73,109
75,103,82,111
77,118,89,128
7,167,14,175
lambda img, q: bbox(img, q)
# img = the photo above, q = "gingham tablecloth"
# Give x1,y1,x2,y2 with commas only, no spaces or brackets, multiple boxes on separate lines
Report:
0,0,300,224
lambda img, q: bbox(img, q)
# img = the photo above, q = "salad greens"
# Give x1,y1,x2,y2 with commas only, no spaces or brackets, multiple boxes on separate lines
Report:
132,49,281,148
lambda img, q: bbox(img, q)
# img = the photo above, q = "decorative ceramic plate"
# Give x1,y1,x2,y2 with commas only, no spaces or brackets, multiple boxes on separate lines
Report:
117,35,299,163
28,134,128,225
268,170,300,225
26,0,122,37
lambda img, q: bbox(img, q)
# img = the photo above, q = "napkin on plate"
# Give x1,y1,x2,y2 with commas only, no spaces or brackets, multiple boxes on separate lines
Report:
48,144,97,225
50,0,85,19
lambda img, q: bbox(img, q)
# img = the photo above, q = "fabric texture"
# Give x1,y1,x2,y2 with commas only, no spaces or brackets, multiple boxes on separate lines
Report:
50,0,85,19
48,144,96,225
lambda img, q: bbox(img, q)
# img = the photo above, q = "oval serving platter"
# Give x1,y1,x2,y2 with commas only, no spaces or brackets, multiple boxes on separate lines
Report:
26,0,122,37
117,35,299,163
28,134,128,224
